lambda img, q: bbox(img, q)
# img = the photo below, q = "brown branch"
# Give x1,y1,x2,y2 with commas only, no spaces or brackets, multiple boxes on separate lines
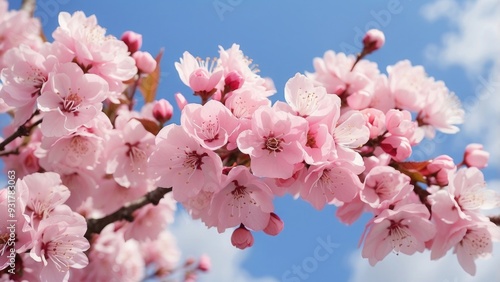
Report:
21,0,36,16
0,119,42,152
85,187,172,239
490,216,500,226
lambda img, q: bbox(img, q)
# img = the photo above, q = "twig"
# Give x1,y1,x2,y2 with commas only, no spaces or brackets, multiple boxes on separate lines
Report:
490,216,500,226
85,187,172,239
0,119,42,152
21,0,36,16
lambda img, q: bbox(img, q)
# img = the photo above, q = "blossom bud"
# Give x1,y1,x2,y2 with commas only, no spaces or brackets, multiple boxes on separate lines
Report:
464,143,489,169
133,51,157,74
427,155,455,186
361,108,386,138
231,225,254,250
197,254,211,272
263,213,284,236
121,31,142,54
380,135,411,161
362,29,385,54
175,93,188,111
224,71,244,92
152,99,173,124
385,109,414,137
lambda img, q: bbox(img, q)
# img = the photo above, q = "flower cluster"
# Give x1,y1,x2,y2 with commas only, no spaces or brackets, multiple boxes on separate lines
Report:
0,2,499,281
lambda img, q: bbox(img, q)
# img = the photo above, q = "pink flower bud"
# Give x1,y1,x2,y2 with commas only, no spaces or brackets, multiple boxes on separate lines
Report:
362,29,385,54
175,93,188,111
197,254,211,272
121,31,142,54
153,99,173,124
224,71,244,92
427,155,455,186
263,213,284,236
464,143,489,169
385,109,414,137
380,135,411,161
231,225,254,250
133,51,157,74
361,108,386,139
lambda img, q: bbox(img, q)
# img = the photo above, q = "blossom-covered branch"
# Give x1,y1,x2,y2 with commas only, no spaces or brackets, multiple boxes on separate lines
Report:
84,186,172,239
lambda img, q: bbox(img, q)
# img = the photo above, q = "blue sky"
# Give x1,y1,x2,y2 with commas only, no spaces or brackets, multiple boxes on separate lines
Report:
4,0,500,281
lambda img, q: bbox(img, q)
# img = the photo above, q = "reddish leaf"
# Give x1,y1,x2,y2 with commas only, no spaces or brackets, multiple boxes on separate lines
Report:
133,118,161,136
139,49,164,103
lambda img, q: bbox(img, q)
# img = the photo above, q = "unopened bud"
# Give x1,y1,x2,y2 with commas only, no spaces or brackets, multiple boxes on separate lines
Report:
153,99,173,124
263,213,284,236
231,225,254,250
362,29,385,54
197,254,211,272
464,143,489,169
121,31,142,54
175,93,188,111
133,51,157,74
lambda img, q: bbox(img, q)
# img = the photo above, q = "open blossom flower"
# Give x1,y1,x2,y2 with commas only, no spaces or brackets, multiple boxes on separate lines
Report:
181,100,239,150
0,45,54,126
17,172,70,227
210,166,274,232
149,124,223,202
284,73,331,122
52,11,137,98
361,203,436,266
387,60,431,111
106,118,155,188
418,81,464,137
0,1,43,69
38,62,108,137
175,51,223,93
431,214,500,276
30,208,90,282
360,166,413,210
299,162,362,210
237,105,308,179
428,167,497,224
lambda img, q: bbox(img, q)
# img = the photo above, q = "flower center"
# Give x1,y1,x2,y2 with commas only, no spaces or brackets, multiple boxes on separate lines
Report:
61,92,82,115
183,151,208,170
263,133,284,154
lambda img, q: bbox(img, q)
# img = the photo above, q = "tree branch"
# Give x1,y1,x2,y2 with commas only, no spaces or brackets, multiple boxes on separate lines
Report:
490,216,500,226
84,187,172,239
0,119,42,152
21,0,36,16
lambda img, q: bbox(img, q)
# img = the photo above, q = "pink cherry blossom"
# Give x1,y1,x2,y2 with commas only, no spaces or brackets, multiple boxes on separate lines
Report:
385,109,416,140
360,166,413,210
52,11,137,96
133,51,156,74
361,203,436,265
210,166,274,232
303,123,336,165
121,30,142,54
335,194,366,225
37,62,108,137
0,2,43,70
175,51,223,93
30,209,90,281
181,100,239,150
428,167,497,224
430,214,500,276
426,155,455,186
231,225,254,250
17,172,70,227
106,118,155,188
78,226,144,282
463,143,489,169
387,60,430,111
140,231,180,276
236,105,308,179
299,162,362,210
0,45,52,126
284,73,331,122
149,124,223,202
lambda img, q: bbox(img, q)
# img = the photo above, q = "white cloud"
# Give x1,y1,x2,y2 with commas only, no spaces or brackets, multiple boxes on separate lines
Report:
349,245,500,282
169,211,279,282
421,0,500,74
421,0,500,164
